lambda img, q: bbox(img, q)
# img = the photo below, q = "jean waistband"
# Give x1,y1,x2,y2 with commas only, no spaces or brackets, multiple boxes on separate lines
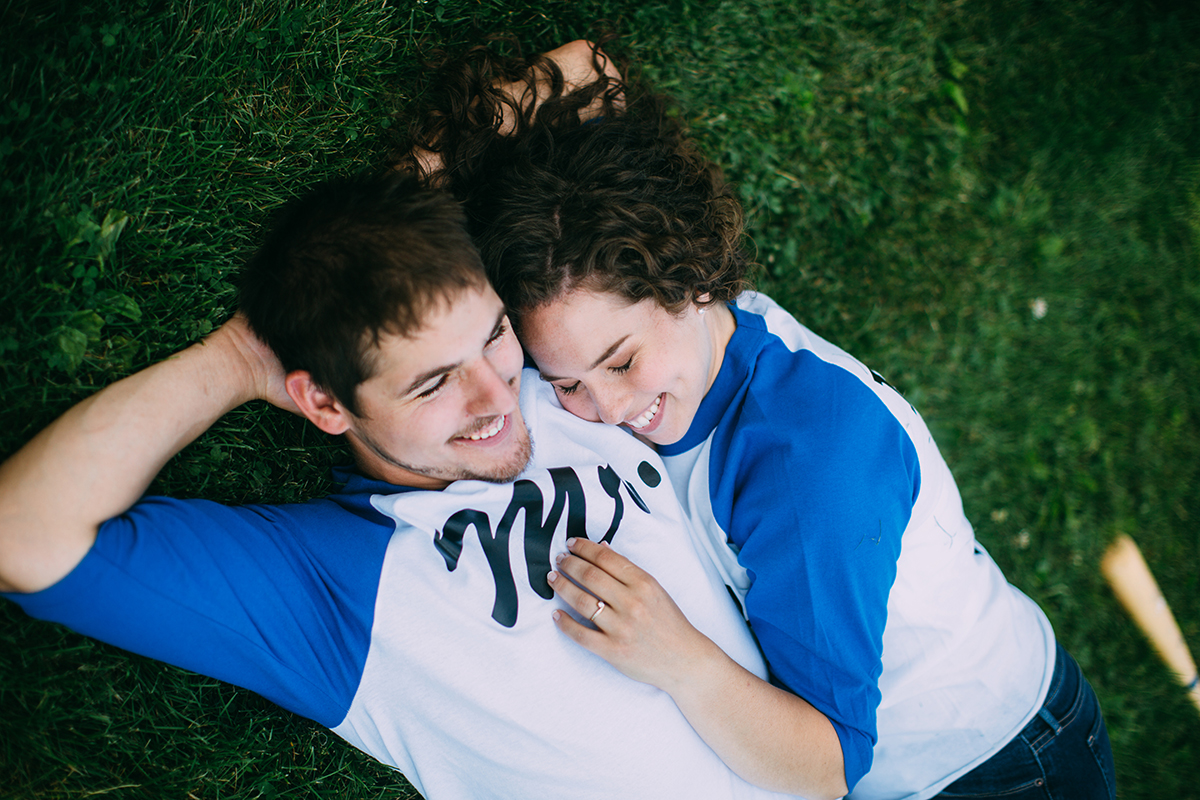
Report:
1019,641,1078,747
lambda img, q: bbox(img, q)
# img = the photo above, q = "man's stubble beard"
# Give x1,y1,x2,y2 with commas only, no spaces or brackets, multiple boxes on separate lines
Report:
349,421,533,486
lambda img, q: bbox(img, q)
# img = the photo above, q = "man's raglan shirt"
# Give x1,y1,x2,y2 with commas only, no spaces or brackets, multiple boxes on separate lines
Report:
3,375,803,800
658,292,1056,800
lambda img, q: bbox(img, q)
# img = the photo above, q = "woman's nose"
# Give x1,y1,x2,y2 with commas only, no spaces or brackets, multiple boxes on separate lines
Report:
592,385,631,426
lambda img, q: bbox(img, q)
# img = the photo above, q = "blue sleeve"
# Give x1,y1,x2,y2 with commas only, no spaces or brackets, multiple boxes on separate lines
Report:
710,346,919,791
1,494,393,728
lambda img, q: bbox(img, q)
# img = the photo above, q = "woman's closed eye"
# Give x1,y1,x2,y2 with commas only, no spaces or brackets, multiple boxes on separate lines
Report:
553,355,630,396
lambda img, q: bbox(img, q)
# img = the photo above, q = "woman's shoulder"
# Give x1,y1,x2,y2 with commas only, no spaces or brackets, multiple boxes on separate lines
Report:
733,292,918,428
719,294,922,491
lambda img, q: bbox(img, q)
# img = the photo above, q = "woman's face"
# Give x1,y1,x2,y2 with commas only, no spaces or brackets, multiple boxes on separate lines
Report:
519,287,733,446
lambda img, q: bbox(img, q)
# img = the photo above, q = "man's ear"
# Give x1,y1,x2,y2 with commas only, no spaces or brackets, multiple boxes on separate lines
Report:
285,371,353,435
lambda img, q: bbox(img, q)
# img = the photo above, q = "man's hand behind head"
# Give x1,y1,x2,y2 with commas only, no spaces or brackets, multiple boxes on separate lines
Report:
212,313,301,417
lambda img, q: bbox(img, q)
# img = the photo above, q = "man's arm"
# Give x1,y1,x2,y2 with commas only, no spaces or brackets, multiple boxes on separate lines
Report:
0,314,292,593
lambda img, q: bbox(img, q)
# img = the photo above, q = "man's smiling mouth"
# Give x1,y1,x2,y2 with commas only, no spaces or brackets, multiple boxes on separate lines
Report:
463,414,506,441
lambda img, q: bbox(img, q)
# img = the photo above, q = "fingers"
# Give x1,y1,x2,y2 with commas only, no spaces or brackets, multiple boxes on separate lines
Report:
548,537,664,635
543,40,623,90
549,537,700,690
552,606,607,654
564,537,643,584
555,540,627,597
546,565,609,623
547,537,637,625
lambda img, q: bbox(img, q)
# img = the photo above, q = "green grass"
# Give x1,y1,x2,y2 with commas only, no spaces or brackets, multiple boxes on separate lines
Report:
2,0,1198,796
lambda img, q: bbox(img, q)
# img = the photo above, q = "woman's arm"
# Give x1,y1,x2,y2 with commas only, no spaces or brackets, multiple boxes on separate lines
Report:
547,537,849,799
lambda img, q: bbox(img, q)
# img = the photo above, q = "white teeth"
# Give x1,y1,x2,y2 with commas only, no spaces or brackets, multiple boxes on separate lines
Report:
467,415,505,440
627,395,661,429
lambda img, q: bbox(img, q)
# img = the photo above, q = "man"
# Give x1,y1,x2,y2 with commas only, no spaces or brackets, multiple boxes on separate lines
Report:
0,173,799,800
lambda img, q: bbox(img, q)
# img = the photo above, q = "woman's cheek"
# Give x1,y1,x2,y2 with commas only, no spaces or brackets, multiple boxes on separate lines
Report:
561,391,601,423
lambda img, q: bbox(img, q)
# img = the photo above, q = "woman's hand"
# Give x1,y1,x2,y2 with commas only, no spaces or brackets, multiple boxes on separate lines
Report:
547,536,848,798
407,40,623,179
546,536,716,691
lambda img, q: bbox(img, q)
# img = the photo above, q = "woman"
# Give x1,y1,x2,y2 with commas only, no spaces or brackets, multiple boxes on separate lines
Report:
414,42,1115,800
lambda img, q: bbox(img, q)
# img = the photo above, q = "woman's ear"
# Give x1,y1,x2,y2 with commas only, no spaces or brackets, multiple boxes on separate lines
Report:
286,371,353,435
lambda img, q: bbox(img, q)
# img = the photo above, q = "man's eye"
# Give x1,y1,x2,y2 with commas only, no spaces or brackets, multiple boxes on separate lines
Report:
487,319,509,346
417,375,448,398
557,382,580,396
610,357,633,375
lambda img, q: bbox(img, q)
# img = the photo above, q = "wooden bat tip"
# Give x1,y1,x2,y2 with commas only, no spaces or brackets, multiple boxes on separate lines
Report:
1101,533,1143,580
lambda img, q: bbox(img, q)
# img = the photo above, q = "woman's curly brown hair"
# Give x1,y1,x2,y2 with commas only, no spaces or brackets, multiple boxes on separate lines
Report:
404,39,750,327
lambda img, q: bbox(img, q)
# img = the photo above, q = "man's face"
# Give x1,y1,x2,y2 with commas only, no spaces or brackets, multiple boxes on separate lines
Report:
344,283,530,489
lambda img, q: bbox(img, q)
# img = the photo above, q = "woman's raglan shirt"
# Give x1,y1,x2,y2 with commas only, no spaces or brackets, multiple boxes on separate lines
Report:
658,292,1056,800
3,375,804,800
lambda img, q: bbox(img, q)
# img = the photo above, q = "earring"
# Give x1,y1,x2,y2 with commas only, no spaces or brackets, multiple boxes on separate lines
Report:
698,307,706,315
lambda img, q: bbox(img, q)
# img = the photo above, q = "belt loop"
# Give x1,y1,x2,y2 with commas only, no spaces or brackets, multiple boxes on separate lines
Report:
1037,706,1062,735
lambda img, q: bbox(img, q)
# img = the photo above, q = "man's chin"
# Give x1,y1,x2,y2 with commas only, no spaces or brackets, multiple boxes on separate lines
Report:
473,426,532,484
348,412,532,488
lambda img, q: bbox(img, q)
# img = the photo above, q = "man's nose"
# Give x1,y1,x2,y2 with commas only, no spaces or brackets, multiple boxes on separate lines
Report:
465,358,516,416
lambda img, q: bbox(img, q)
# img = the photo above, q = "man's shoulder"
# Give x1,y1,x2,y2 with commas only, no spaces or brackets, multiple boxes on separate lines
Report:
324,463,425,521
8,478,398,730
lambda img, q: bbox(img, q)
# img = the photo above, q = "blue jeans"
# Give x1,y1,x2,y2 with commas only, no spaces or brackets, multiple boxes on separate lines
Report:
935,643,1115,799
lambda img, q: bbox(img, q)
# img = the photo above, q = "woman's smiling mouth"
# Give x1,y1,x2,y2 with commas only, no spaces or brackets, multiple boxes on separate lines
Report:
626,394,663,430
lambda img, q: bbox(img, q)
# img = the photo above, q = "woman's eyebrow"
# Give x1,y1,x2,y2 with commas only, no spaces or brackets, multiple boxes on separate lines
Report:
540,335,629,381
